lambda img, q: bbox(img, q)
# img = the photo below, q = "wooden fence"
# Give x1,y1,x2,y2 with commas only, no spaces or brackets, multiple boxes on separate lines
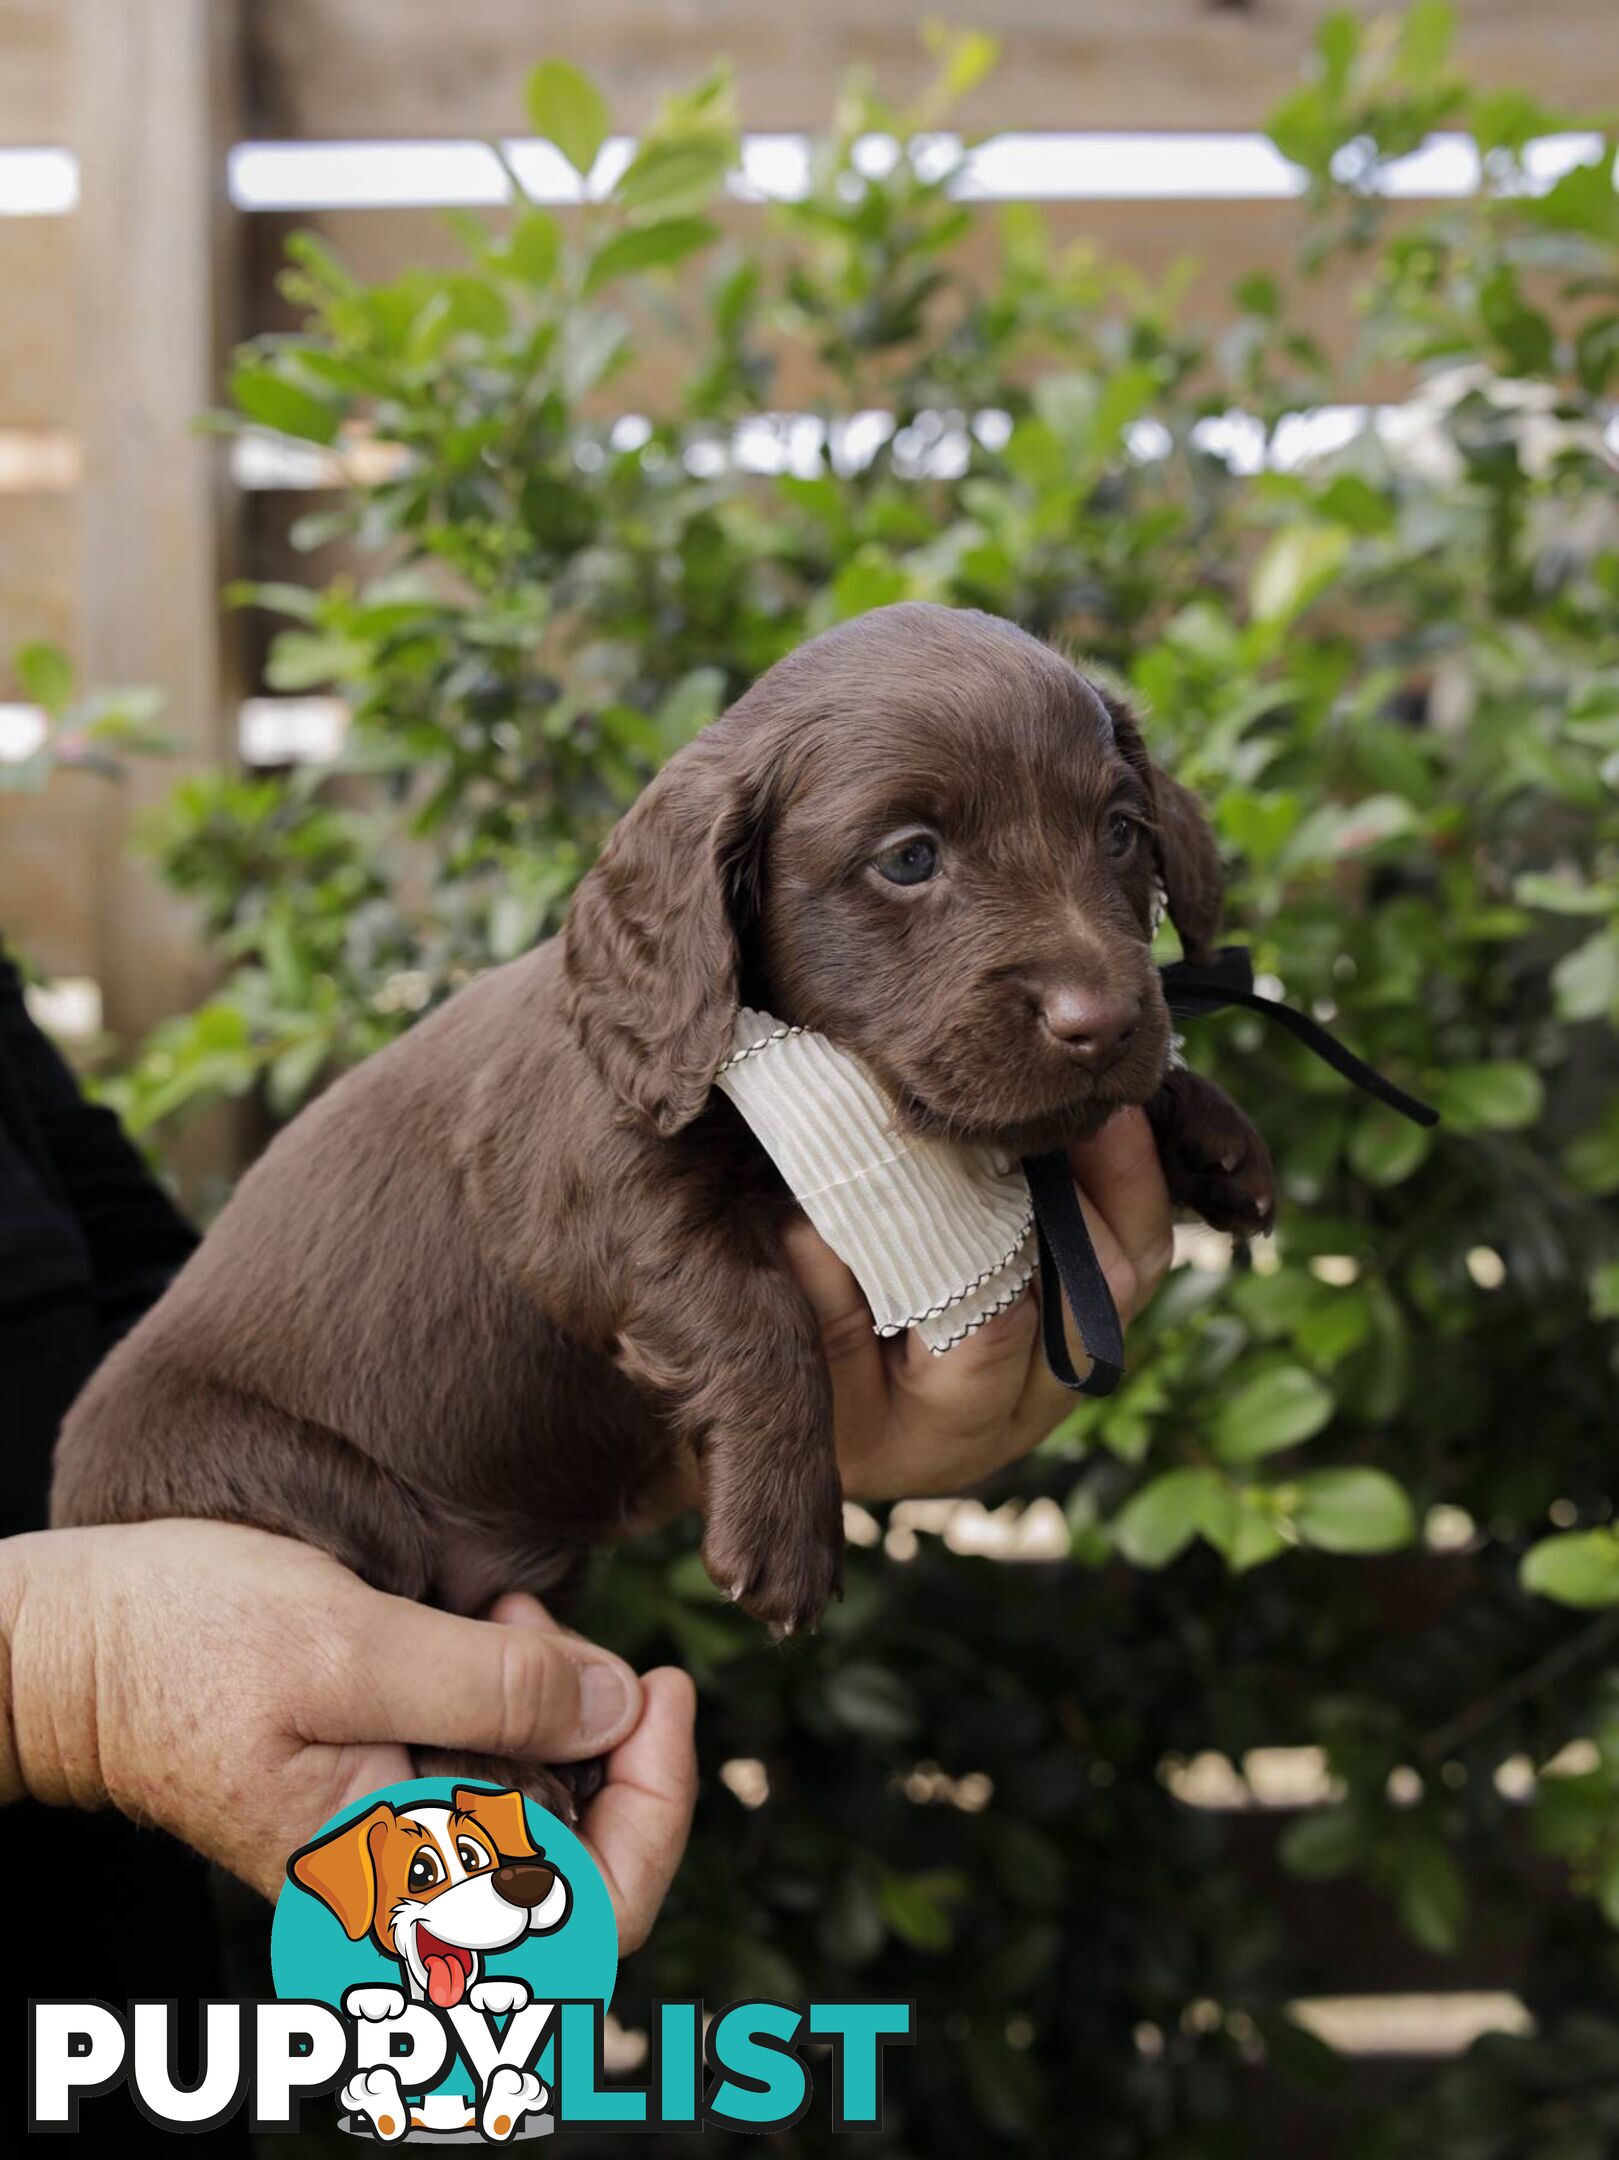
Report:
0,1,1608,2132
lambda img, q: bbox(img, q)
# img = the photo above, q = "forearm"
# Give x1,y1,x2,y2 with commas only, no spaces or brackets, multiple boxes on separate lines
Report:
0,1530,105,1814
0,1538,15,1807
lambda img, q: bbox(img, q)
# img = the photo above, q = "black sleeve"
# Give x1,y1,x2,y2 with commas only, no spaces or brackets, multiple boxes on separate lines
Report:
0,949,197,1354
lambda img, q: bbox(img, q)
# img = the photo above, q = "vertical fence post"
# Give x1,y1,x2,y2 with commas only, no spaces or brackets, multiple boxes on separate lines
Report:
71,0,243,1184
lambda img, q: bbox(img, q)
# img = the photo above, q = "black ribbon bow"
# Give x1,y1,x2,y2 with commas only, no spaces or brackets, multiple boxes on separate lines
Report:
1024,945,1439,1398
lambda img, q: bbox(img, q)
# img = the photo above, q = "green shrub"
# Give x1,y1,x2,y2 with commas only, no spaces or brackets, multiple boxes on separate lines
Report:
94,6,1619,2150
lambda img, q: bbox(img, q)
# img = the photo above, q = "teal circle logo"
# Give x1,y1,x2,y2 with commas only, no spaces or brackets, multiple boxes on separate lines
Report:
272,1778,617,2142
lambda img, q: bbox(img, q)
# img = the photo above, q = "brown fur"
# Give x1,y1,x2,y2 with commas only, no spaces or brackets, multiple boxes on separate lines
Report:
53,604,1272,1683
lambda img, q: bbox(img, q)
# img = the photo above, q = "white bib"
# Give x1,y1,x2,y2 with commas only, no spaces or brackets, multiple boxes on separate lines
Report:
715,1009,1036,1353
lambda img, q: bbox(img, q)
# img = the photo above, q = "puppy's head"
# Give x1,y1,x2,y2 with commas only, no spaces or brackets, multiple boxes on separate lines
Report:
564,601,1222,1152
287,1786,571,2006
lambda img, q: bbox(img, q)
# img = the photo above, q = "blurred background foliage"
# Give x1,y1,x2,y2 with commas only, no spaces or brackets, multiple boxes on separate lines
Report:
34,4,1619,2151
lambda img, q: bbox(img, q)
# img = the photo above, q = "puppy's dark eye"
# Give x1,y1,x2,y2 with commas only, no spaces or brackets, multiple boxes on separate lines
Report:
407,1850,443,1893
873,835,940,886
1104,812,1140,860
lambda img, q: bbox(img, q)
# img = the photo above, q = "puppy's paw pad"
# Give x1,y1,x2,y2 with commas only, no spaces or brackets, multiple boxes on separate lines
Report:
469,1977,531,2016
341,2067,408,2143
482,2065,547,2142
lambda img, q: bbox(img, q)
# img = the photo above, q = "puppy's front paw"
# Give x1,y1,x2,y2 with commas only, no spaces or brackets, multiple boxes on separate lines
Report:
1171,1124,1276,1239
341,2066,408,2142
469,1976,531,2016
1149,1071,1276,1240
343,1985,407,2023
702,1459,844,1637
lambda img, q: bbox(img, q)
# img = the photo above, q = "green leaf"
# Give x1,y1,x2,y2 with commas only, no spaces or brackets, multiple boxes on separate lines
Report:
832,548,912,619
1396,0,1455,85
823,1661,919,1743
1431,1061,1544,1132
13,640,73,714
1203,1490,1291,1574
1526,156,1619,245
1591,1263,1619,1321
502,210,563,286
582,216,717,294
1521,1531,1619,1609
1514,872,1619,916
612,133,733,216
921,21,1001,103
1567,1103,1619,1195
1316,10,1362,93
1212,1366,1335,1465
231,362,340,445
1112,1466,1225,1568
819,1868,884,1966
1348,1108,1432,1188
878,1869,967,1954
226,580,322,624
1396,1835,1466,1955
1250,524,1351,626
1553,932,1619,1024
1294,1287,1371,1370
264,631,370,693
1293,1469,1416,1554
1281,792,1418,868
525,59,610,178
1280,1805,1364,1881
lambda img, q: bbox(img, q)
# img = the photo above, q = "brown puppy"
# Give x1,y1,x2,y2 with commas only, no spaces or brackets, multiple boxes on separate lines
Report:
54,604,1272,1686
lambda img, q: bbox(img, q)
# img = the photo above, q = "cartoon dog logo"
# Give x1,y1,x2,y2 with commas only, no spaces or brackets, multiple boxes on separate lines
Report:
288,1785,571,2142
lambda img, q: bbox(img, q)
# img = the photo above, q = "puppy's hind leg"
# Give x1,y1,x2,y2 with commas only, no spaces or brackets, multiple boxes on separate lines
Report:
52,1361,437,1602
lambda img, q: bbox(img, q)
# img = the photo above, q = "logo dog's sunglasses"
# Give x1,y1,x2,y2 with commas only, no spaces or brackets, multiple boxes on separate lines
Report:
1024,944,1440,1397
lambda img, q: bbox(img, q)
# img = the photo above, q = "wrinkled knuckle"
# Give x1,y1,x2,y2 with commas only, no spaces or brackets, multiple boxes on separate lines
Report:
962,1290,1038,1362
1106,1253,1142,1321
496,1632,558,1755
324,1600,371,1675
817,1299,879,1368
1139,1233,1175,1294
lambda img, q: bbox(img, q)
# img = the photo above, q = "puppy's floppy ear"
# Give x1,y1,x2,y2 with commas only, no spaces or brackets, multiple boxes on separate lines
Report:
1098,688,1224,963
453,1785,538,1862
564,728,765,1136
287,1801,391,1941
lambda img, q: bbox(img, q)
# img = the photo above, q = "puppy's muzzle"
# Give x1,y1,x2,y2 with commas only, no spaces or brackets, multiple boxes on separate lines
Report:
492,1861,558,1910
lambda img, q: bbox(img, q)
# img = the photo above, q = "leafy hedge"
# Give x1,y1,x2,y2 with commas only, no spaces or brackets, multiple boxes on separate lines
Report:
69,6,1619,2150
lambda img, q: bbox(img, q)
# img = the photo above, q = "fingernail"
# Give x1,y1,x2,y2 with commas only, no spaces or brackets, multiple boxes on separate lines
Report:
574,1658,637,1747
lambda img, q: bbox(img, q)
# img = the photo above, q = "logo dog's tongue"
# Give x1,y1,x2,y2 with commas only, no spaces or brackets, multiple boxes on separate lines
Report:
425,1952,466,2008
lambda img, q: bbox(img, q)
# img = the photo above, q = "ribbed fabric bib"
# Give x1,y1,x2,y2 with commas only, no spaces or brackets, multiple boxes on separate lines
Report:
715,1008,1036,1353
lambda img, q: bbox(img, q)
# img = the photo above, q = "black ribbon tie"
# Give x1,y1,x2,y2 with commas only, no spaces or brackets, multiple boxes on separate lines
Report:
1023,945,1438,1398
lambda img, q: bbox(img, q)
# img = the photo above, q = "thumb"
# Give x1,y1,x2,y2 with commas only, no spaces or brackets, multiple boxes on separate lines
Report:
308,1586,642,1763
486,1592,563,1633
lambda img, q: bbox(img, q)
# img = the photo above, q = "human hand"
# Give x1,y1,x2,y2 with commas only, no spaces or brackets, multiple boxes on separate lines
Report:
790,1106,1172,1501
0,1520,695,1952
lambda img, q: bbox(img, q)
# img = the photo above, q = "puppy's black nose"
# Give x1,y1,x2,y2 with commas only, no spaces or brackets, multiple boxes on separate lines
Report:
1040,988,1140,1068
492,1862,558,1909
